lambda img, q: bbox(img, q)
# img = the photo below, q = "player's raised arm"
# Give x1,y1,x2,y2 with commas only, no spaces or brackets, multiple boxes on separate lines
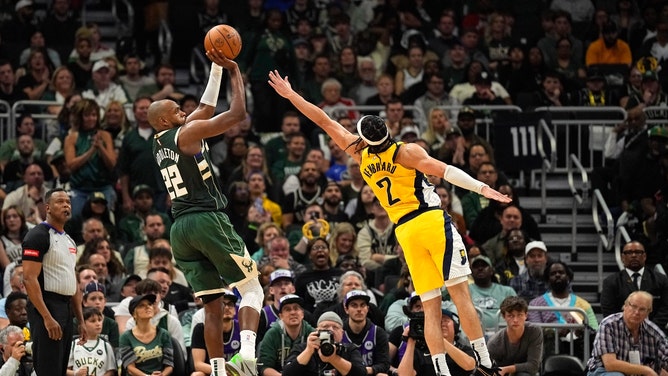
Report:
268,70,359,153
398,142,512,204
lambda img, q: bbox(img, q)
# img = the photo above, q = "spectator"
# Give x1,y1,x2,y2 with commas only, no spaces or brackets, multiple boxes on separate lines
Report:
1,164,47,226
2,292,28,332
66,28,94,90
19,31,61,68
537,10,585,67
461,162,500,228
328,222,359,266
394,45,425,97
313,271,384,327
484,12,514,72
118,294,174,376
341,290,390,375
442,42,469,90
63,99,117,216
123,212,167,275
67,306,117,376
145,262,192,315
334,46,359,97
79,281,119,348
421,107,453,152
258,294,314,375
65,192,118,245
259,236,307,278
137,63,184,102
0,325,31,376
280,162,323,240
282,311,366,376
77,238,125,302
317,78,359,121
364,73,397,109
295,238,343,310
488,296,543,376
356,198,398,272
41,0,80,63
69,23,116,63
585,21,633,68
1,135,52,194
449,60,511,104
302,54,333,105
101,100,132,151
600,240,668,329
41,66,76,117
0,114,47,171
0,60,28,105
494,228,529,286
250,222,283,262
190,290,241,374
271,132,308,186
528,261,598,357
586,291,668,376
81,60,129,108
346,184,375,231
117,185,171,247
16,48,51,101
522,70,572,109
510,241,550,302
574,67,622,107
469,255,517,334
383,98,406,139
412,72,452,132
118,54,155,102
462,71,510,106
0,240,25,298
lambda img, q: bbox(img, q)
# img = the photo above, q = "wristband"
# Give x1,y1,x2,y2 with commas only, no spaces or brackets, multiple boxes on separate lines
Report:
443,165,487,195
200,62,223,107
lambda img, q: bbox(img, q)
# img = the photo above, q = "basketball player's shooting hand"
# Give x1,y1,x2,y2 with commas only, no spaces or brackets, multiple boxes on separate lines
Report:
481,186,512,203
206,49,236,70
268,70,294,98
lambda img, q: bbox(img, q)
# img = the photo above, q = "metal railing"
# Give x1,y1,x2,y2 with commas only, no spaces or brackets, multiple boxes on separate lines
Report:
537,118,557,221
112,0,134,38
0,100,11,145
496,306,592,361
567,154,589,259
11,100,60,142
534,106,627,172
592,189,614,291
642,105,668,125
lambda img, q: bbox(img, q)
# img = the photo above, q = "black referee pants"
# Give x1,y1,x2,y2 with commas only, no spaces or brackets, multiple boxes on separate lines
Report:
27,292,73,376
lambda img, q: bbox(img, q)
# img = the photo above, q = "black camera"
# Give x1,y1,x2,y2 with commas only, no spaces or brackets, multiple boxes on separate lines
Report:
317,330,341,356
407,312,425,340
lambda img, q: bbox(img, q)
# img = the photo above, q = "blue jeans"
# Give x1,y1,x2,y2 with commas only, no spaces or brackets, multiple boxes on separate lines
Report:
587,366,625,376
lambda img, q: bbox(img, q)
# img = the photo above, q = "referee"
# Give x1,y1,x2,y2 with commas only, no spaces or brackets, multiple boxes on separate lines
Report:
22,188,86,376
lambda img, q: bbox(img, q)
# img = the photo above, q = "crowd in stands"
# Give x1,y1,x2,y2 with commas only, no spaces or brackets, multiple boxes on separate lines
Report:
0,0,666,375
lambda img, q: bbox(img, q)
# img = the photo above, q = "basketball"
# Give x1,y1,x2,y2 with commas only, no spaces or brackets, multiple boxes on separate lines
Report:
204,24,242,60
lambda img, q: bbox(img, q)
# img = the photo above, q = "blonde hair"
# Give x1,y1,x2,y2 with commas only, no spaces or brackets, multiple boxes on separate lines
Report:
328,222,359,265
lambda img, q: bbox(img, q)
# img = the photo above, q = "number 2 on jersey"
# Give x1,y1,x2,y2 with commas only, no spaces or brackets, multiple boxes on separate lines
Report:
161,165,188,199
376,177,400,205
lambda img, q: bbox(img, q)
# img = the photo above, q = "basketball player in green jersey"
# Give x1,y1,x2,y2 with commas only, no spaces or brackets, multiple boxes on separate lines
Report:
149,49,262,376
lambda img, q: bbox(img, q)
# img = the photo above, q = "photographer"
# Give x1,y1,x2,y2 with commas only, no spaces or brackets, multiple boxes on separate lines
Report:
0,325,31,376
283,311,366,376
397,308,476,376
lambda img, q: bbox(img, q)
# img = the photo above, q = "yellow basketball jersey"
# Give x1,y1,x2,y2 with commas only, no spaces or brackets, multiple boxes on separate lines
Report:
360,142,440,223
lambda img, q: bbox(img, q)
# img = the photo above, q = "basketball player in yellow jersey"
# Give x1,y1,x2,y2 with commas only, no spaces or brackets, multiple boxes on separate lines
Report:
269,70,510,376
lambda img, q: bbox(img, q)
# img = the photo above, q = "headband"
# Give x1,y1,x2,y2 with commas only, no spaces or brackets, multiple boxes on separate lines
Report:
356,115,389,146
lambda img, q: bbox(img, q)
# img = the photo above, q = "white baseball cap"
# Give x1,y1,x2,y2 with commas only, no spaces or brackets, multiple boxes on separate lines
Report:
525,240,548,255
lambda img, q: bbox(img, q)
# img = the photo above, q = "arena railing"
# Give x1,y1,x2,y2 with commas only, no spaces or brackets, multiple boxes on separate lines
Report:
533,106,627,172
495,306,592,362
536,118,558,221
0,100,10,145
12,100,59,142
567,154,590,260
642,106,668,126
592,188,615,292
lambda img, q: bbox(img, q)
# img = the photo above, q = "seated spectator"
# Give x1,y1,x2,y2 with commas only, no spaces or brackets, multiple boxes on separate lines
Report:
0,114,47,171
397,307,477,376
470,185,541,246
0,60,28,106
600,240,668,329
342,290,390,375
136,63,184,102
68,307,117,376
81,59,129,109
328,222,359,266
488,296,543,376
520,70,573,109
586,291,668,376
449,60,511,104
1,164,47,226
118,54,155,102
0,206,30,269
345,184,375,232
462,71,510,106
2,135,53,193
119,294,174,376
69,23,116,63
481,205,536,266
318,76,359,121
248,171,282,227
117,185,171,247
313,271,384,327
349,56,378,105
190,290,241,374
271,132,308,186
16,48,52,101
123,212,167,275
574,67,622,107
295,238,343,310
528,261,598,357
412,72,453,132
394,45,426,97
461,162,501,228
66,27,94,89
141,245,187,287
146,263,193,315
537,10,584,68
40,66,75,117
258,294,315,375
250,222,283,262
364,73,398,109
421,107,454,153
2,292,28,333
0,265,26,328
469,255,517,334
585,21,632,69
78,238,125,301
356,198,398,272
65,192,117,245
258,236,307,278
510,241,550,302
79,281,119,348
494,228,529,285
101,100,132,149
321,181,349,226
0,325,32,375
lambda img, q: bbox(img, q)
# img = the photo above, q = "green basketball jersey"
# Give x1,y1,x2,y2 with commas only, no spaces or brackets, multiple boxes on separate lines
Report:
153,127,227,218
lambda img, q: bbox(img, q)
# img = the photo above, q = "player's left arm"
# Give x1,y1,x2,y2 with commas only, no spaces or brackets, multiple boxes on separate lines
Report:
397,143,511,203
179,50,246,156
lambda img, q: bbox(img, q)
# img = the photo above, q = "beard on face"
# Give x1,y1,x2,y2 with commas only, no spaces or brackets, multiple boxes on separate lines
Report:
528,265,545,279
550,278,569,294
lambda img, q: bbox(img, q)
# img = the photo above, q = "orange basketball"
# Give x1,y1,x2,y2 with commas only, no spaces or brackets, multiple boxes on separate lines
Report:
204,24,242,59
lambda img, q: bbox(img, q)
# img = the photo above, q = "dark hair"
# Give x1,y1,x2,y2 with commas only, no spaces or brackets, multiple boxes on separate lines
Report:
16,113,34,132
543,260,574,283
179,94,198,107
45,188,67,203
83,306,103,321
77,238,126,278
348,115,393,154
147,266,171,277
1,206,29,240
500,296,528,314
4,292,27,312
503,228,529,247
148,247,173,261
135,279,161,295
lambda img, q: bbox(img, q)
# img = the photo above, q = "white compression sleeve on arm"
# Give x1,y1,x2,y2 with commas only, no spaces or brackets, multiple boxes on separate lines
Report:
443,165,487,194
200,62,223,107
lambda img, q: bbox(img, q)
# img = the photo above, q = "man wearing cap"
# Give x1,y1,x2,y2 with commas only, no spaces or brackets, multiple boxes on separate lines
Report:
79,281,119,348
600,240,668,329
81,60,128,109
342,290,390,376
259,269,312,341
22,188,86,376
510,241,550,302
585,21,632,68
462,71,508,106
575,67,621,107
469,255,517,333
191,290,242,374
283,311,366,376
258,294,315,376
625,64,668,119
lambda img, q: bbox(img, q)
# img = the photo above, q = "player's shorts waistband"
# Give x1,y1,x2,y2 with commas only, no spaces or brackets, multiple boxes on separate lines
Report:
396,207,439,226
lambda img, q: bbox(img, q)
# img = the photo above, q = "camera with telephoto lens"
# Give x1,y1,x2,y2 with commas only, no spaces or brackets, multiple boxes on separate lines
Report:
407,311,425,340
317,330,342,356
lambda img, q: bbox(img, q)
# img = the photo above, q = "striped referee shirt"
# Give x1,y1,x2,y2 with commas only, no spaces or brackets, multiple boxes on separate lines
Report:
22,222,77,296
587,312,668,373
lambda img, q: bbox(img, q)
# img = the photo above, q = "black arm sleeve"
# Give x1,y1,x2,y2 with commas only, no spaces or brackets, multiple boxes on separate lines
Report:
21,224,50,262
